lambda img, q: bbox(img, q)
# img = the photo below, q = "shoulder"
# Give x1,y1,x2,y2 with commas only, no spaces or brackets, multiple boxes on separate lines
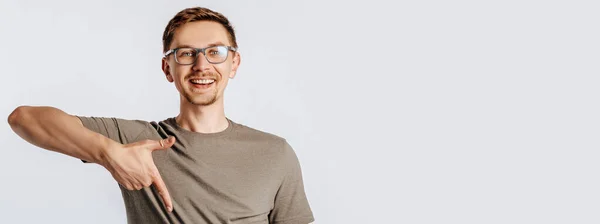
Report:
77,116,151,128
234,122,286,142
76,116,154,143
233,122,302,173
232,121,295,154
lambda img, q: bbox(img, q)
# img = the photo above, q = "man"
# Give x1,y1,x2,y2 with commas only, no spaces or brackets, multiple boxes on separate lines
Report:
8,7,314,224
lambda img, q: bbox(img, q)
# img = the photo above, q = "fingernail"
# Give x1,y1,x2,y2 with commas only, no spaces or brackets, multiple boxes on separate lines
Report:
168,206,173,212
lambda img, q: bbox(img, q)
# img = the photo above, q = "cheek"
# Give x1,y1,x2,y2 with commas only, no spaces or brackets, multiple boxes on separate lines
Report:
173,67,189,80
171,75,186,89
216,65,233,78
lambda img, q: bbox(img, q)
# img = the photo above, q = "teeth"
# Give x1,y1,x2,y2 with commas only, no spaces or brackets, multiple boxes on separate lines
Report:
190,79,215,84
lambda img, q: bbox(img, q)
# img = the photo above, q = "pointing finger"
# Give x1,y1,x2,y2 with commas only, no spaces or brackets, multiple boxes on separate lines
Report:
151,168,173,212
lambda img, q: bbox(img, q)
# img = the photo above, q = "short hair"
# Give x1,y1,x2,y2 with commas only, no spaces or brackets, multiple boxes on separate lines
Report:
162,7,238,53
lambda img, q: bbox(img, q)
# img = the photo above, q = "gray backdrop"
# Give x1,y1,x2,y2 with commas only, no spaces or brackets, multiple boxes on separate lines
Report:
1,0,598,223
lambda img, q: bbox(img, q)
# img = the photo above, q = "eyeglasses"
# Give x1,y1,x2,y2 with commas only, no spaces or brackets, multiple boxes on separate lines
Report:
163,46,237,65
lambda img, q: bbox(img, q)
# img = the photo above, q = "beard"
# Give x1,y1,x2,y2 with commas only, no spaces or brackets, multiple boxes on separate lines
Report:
182,71,220,106
184,88,218,106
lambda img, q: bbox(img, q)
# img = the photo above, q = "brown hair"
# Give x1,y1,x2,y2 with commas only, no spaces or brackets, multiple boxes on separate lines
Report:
162,7,238,53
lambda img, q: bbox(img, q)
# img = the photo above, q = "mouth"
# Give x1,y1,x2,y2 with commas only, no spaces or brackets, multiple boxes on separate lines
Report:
189,78,216,90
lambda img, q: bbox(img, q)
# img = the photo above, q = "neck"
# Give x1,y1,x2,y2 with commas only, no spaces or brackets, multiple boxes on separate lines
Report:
176,98,229,133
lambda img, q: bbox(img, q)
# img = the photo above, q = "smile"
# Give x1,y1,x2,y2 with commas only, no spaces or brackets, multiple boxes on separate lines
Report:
189,79,216,89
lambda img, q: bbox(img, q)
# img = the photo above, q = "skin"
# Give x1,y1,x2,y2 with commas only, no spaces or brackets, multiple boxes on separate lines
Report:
8,106,177,211
162,21,241,134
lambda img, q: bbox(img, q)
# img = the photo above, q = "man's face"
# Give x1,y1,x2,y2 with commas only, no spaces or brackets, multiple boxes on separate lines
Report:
162,21,240,106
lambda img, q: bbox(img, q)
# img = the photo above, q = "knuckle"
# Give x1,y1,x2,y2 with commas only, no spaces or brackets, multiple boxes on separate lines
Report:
149,169,160,178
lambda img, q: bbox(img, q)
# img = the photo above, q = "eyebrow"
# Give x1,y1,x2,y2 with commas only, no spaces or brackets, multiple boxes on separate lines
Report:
176,42,227,49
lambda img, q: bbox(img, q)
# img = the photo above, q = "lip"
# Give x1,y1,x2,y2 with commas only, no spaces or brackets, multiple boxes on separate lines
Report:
189,79,216,90
187,76,216,80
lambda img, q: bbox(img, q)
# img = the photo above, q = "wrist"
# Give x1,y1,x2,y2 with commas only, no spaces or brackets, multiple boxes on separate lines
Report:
95,137,120,168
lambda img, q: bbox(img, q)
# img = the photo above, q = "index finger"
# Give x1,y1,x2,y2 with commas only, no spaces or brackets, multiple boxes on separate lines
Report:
152,170,173,212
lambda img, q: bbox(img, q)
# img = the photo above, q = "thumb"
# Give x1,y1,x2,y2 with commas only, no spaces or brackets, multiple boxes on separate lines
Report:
151,136,175,151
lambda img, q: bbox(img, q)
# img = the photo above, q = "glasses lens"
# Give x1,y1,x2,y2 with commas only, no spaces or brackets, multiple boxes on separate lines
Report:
205,46,229,63
175,48,197,65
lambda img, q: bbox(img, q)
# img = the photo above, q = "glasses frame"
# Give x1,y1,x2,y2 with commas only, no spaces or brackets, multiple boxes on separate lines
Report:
163,45,238,65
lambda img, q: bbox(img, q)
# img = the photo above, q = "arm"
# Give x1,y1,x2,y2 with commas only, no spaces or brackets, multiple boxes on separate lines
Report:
269,140,315,224
7,106,117,165
7,105,175,211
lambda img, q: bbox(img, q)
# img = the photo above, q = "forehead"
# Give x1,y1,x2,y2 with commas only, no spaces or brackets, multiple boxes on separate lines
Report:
171,21,231,48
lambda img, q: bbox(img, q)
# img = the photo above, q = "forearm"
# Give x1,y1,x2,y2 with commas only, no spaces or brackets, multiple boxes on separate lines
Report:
8,106,118,165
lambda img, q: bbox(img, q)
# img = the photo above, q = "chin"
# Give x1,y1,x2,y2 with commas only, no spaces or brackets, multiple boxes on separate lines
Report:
185,94,218,106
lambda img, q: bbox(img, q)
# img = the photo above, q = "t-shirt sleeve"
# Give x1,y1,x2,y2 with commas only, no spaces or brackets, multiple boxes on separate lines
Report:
269,140,315,224
76,116,150,163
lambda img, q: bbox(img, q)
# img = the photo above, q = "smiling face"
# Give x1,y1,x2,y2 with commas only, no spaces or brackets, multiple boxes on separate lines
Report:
162,21,240,106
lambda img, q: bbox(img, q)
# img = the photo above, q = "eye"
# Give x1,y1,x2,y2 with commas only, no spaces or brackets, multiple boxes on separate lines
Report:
177,49,196,57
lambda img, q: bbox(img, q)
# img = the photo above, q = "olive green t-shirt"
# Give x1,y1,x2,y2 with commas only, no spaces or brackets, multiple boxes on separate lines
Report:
77,116,314,224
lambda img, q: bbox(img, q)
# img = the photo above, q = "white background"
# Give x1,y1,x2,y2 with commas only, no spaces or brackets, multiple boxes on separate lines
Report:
1,0,598,223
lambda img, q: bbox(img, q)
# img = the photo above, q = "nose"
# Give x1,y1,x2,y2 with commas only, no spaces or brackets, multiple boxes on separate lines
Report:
192,52,211,71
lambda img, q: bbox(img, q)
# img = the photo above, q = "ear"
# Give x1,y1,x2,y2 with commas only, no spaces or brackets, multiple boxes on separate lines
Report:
229,51,241,79
162,57,174,82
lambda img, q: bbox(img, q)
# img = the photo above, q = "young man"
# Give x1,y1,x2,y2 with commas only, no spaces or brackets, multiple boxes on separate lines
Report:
8,7,314,224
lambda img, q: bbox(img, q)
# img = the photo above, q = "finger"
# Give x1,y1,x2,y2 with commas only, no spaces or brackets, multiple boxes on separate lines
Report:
150,136,176,151
151,169,173,212
123,182,135,191
119,177,140,191
142,178,153,188
113,174,135,191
